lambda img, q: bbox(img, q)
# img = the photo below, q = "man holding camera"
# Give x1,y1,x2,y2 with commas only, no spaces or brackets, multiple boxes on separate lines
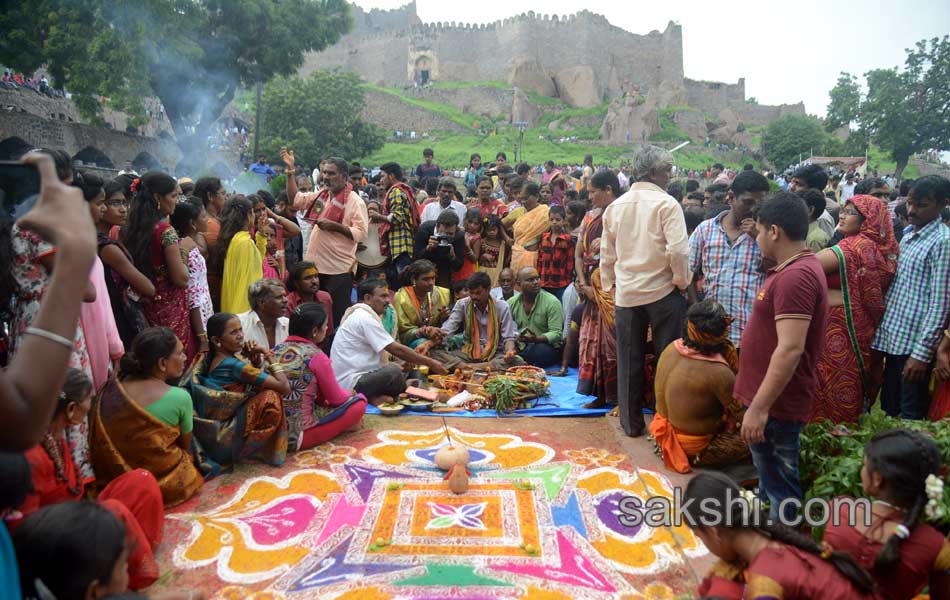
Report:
413,210,466,289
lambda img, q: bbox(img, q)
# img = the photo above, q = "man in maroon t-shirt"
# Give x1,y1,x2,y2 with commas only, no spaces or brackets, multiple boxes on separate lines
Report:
735,191,828,523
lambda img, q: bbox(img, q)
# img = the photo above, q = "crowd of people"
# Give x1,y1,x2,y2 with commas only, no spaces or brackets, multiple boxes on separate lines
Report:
0,68,65,98
0,139,948,599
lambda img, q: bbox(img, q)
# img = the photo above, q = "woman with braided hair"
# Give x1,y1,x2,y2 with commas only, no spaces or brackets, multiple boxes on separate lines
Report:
649,299,749,473
122,172,196,361
824,429,950,599
683,471,876,599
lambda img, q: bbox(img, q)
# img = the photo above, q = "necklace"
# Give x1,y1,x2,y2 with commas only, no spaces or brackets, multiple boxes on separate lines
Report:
41,432,81,497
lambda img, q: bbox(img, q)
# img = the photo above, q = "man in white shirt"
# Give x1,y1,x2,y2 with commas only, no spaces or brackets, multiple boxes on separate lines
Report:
839,172,856,204
490,268,517,302
601,146,690,437
331,278,446,404
238,279,290,349
420,177,468,224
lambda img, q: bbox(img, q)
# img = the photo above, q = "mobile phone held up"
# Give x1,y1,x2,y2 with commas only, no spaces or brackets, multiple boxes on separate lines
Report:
0,161,40,220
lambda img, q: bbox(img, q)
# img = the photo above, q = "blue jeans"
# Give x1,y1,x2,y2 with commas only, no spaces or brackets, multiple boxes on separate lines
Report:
520,342,562,368
749,416,803,523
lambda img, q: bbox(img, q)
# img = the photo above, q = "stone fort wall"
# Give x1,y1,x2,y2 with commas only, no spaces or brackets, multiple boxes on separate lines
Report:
302,6,685,102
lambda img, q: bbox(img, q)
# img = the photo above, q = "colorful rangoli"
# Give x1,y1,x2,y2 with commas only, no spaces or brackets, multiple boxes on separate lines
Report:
165,428,707,599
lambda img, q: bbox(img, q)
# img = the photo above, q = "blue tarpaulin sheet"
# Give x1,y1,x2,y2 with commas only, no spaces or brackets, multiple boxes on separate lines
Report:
365,368,609,418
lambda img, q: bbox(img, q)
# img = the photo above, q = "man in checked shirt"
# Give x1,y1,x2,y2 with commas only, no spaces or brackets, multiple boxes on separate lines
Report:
688,170,771,348
872,175,950,419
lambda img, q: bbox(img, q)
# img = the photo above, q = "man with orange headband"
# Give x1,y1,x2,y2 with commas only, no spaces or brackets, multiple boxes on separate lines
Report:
649,299,750,474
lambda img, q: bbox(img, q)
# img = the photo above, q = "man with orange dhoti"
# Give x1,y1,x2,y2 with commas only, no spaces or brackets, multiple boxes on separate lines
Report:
649,299,750,473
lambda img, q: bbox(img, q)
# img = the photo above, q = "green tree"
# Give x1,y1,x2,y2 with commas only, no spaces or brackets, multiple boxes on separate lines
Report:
256,71,386,165
0,0,352,163
823,36,950,179
761,115,828,171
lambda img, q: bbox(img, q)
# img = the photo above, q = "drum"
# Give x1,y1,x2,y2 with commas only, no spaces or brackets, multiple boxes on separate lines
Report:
357,223,387,268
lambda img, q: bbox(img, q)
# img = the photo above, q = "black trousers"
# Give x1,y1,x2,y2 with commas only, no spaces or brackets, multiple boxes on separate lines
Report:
615,290,686,436
319,272,354,333
354,364,407,402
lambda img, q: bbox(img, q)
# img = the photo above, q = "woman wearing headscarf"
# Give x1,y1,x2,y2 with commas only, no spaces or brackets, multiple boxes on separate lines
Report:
810,194,899,423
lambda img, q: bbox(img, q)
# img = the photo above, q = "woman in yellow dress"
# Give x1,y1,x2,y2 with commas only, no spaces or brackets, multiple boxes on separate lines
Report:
215,196,264,313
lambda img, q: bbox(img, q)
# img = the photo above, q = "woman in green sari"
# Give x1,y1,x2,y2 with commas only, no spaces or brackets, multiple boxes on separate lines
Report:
392,259,450,352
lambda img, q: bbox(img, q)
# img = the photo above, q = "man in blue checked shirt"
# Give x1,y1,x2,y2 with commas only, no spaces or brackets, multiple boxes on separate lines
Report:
688,170,771,347
872,175,950,419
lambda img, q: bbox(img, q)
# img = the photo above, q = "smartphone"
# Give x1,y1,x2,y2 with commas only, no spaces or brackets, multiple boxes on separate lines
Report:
0,161,40,220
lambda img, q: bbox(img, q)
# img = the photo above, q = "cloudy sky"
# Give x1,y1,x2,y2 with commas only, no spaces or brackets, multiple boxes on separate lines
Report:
352,0,950,117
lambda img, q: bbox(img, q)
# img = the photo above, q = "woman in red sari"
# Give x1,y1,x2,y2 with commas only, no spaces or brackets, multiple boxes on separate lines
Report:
810,194,899,423
9,369,164,591
575,171,619,410
684,472,876,600
824,429,950,600
122,172,197,362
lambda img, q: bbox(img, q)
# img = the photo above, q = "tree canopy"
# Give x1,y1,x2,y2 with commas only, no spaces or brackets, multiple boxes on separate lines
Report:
0,0,352,161
256,72,386,167
761,115,828,171
825,36,950,178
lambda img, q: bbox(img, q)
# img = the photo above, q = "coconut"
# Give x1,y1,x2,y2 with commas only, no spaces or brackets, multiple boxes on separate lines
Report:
434,444,470,470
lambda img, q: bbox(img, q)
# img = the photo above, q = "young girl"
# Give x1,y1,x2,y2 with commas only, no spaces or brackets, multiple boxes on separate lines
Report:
455,208,482,283
823,429,950,600
477,215,507,285
272,303,367,450
683,472,876,599
13,501,198,600
171,198,213,353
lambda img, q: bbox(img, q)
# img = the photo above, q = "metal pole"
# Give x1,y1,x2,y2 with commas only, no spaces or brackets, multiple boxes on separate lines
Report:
253,80,262,159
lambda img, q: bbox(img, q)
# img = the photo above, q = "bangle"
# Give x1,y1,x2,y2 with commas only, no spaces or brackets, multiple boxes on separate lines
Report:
23,327,74,349
944,329,950,341
197,332,208,340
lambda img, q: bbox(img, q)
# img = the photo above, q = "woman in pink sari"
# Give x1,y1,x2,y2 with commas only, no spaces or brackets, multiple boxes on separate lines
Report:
810,194,899,423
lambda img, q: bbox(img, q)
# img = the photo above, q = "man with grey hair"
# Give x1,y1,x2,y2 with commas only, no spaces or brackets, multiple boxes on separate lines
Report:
601,145,690,437
239,278,290,349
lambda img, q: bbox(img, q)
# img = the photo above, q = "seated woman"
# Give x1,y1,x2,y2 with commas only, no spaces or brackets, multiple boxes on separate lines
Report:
90,328,203,508
189,313,291,466
273,303,367,451
683,472,876,599
823,429,950,600
13,501,202,600
392,259,450,352
16,369,165,590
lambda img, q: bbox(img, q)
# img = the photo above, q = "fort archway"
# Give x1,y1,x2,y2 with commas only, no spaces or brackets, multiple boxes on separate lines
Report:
0,136,34,160
73,145,115,169
132,151,162,173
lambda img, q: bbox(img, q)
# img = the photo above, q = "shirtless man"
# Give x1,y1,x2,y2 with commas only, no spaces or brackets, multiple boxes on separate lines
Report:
650,299,750,473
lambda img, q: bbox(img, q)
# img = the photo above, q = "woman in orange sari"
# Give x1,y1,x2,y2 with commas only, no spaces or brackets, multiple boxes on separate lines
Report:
811,195,899,423
16,369,165,590
510,183,550,270
575,172,620,409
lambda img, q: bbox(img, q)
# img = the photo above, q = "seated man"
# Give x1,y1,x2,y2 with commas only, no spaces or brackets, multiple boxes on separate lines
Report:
331,278,447,405
490,268,517,302
507,267,563,367
430,272,524,370
649,299,750,474
239,278,290,349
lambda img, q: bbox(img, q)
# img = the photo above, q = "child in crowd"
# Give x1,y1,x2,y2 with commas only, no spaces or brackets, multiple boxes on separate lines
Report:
456,208,482,283
477,215,507,285
566,201,587,241
540,183,553,205
823,429,950,600
538,205,574,302
260,220,286,281
684,472,876,599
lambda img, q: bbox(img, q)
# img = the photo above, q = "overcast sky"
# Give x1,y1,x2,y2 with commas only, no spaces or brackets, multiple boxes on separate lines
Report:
352,0,950,117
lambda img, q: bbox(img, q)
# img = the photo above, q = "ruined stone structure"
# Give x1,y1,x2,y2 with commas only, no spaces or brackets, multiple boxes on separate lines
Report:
303,3,684,109
0,89,181,173
304,2,805,144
